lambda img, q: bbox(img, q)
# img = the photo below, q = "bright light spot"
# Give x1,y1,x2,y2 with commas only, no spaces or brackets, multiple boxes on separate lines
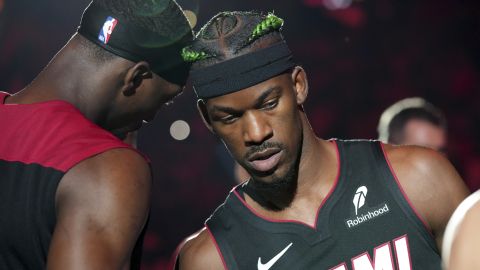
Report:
184,10,197,29
323,0,352,10
170,120,190,141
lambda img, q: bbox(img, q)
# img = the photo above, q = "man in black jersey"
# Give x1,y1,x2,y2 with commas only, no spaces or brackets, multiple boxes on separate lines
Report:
175,11,469,270
0,0,192,269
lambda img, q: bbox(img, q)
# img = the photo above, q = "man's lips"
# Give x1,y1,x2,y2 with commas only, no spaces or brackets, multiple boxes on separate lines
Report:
247,149,283,172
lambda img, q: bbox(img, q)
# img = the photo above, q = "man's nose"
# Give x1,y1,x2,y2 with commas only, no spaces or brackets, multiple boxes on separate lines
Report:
242,111,273,145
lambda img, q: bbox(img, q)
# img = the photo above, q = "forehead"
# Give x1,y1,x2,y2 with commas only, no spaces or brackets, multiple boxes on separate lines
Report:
205,73,291,108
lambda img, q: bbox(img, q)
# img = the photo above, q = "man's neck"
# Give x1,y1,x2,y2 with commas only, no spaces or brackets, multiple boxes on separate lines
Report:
296,132,338,202
8,44,113,125
243,120,339,227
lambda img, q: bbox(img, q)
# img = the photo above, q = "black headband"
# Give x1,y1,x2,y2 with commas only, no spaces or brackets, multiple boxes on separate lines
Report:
190,41,295,99
77,2,192,85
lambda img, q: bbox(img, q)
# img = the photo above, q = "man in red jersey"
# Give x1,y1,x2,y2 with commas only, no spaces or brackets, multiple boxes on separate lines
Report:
0,0,192,269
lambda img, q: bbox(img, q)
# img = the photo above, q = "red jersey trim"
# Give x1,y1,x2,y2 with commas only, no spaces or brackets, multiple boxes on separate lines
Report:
379,142,434,237
232,140,341,230
205,225,229,270
0,91,137,172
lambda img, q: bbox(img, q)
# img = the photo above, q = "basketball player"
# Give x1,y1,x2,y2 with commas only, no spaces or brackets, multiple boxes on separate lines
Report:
377,97,447,152
175,11,469,269
0,0,192,269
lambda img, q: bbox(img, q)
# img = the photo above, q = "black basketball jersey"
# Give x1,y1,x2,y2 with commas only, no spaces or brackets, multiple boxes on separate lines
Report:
206,140,441,270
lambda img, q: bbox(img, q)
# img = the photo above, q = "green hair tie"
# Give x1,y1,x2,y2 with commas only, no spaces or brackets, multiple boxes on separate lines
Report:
181,47,210,62
249,13,284,42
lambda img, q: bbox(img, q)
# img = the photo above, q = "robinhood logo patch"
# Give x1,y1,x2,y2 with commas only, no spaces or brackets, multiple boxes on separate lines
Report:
353,186,367,215
345,186,390,229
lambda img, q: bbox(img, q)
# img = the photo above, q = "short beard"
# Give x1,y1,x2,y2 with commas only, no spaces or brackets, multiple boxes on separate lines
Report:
244,137,302,211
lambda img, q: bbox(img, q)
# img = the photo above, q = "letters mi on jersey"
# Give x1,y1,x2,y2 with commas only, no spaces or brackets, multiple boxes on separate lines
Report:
330,235,411,270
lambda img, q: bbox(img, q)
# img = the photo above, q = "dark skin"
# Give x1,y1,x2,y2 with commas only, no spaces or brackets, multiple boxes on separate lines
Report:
5,34,183,269
47,148,151,270
177,66,469,269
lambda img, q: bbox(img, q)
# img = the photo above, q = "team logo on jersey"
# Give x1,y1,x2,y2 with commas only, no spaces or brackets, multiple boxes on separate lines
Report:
257,243,293,270
346,185,390,229
98,16,118,44
353,186,368,215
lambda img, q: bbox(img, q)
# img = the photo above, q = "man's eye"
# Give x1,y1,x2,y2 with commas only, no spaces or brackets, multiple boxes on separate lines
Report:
262,100,278,110
220,115,238,124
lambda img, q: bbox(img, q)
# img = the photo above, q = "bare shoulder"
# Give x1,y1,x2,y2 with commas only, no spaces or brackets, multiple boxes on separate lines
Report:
384,143,455,179
443,191,480,269
178,227,225,270
48,148,151,269
382,143,468,204
382,143,469,248
57,147,151,212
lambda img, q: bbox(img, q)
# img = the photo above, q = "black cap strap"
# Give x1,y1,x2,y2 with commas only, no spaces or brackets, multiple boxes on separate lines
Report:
190,41,295,99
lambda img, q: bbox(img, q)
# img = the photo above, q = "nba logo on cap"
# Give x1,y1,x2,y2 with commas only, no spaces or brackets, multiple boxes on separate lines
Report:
98,16,118,44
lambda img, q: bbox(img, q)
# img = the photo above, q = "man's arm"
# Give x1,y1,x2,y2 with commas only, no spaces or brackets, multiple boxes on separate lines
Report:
46,148,151,270
443,191,480,269
383,144,470,250
177,227,225,270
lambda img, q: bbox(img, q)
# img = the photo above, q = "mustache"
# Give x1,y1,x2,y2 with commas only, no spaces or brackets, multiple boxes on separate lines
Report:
244,142,285,160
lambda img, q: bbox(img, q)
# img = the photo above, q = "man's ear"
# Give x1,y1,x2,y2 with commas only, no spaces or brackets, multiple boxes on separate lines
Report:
291,66,308,105
122,61,152,97
197,99,215,134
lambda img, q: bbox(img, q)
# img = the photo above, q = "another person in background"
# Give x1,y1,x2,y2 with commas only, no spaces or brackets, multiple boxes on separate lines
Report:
175,11,468,270
377,97,447,152
0,0,192,269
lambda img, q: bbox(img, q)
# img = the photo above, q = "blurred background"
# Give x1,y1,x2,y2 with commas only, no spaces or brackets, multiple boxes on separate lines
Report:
1,0,479,269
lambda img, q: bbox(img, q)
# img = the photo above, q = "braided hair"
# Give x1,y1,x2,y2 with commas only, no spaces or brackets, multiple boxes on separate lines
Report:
182,11,284,68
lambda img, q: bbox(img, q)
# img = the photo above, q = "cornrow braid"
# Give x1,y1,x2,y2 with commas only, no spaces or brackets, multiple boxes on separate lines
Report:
249,13,284,43
188,11,286,68
181,47,211,62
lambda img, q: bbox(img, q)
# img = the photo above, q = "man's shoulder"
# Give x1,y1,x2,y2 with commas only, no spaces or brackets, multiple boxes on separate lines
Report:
381,143,467,199
382,143,447,177
58,148,151,211
0,98,133,172
178,227,224,270
48,104,139,171
65,147,150,186
50,148,152,270
180,228,214,257
382,143,469,245
443,190,480,269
